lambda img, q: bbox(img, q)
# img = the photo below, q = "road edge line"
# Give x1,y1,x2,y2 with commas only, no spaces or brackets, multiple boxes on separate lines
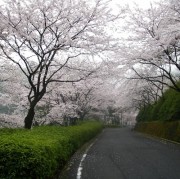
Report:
76,130,104,179
135,131,180,145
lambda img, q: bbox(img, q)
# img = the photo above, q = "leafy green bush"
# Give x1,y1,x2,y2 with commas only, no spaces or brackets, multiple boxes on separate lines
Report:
135,121,180,143
0,121,103,178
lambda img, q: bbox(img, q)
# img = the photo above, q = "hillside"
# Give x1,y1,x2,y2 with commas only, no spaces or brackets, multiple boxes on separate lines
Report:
136,84,180,122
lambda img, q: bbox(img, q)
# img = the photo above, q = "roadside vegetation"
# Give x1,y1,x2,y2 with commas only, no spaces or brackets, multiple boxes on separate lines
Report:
0,121,103,178
135,83,180,143
136,83,180,122
135,121,180,143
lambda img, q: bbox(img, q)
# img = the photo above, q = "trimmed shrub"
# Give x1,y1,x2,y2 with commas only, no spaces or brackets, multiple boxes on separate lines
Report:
135,121,180,143
0,121,103,178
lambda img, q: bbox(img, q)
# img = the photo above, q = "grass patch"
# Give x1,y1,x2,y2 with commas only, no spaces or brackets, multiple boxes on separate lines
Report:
0,121,103,178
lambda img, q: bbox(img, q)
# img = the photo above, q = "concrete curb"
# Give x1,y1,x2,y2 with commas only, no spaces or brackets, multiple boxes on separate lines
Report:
136,131,180,145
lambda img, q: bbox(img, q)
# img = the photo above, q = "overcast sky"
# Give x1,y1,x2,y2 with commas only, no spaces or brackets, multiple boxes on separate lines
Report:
112,0,159,9
108,0,161,39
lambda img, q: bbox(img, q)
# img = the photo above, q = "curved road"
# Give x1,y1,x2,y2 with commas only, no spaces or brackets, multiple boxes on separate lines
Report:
59,128,180,179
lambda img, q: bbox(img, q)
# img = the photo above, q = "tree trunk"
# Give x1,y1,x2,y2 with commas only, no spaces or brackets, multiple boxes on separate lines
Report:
24,106,35,129
79,112,87,121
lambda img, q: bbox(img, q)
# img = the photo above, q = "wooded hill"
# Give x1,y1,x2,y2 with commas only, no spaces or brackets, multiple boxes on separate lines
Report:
136,82,180,122
135,83,180,143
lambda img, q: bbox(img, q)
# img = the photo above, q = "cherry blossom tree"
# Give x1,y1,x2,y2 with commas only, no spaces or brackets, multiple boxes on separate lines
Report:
121,0,180,92
0,63,28,127
0,0,121,129
34,72,105,125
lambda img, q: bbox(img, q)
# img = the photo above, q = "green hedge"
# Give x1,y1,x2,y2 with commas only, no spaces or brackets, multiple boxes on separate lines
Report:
134,121,180,143
0,121,103,178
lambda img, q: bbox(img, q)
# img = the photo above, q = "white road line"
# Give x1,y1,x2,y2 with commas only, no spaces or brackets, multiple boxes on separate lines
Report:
76,140,97,179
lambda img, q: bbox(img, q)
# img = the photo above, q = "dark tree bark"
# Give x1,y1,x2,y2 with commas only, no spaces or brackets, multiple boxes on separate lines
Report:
24,106,35,129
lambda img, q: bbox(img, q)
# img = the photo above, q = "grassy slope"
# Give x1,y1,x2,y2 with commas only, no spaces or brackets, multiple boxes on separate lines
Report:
135,83,180,143
136,85,180,122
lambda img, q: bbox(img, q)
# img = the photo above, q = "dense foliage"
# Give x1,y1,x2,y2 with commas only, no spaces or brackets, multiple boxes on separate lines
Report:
0,121,103,178
136,84,180,122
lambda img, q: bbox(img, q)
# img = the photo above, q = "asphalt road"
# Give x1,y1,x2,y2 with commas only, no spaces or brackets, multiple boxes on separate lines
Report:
59,128,180,179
